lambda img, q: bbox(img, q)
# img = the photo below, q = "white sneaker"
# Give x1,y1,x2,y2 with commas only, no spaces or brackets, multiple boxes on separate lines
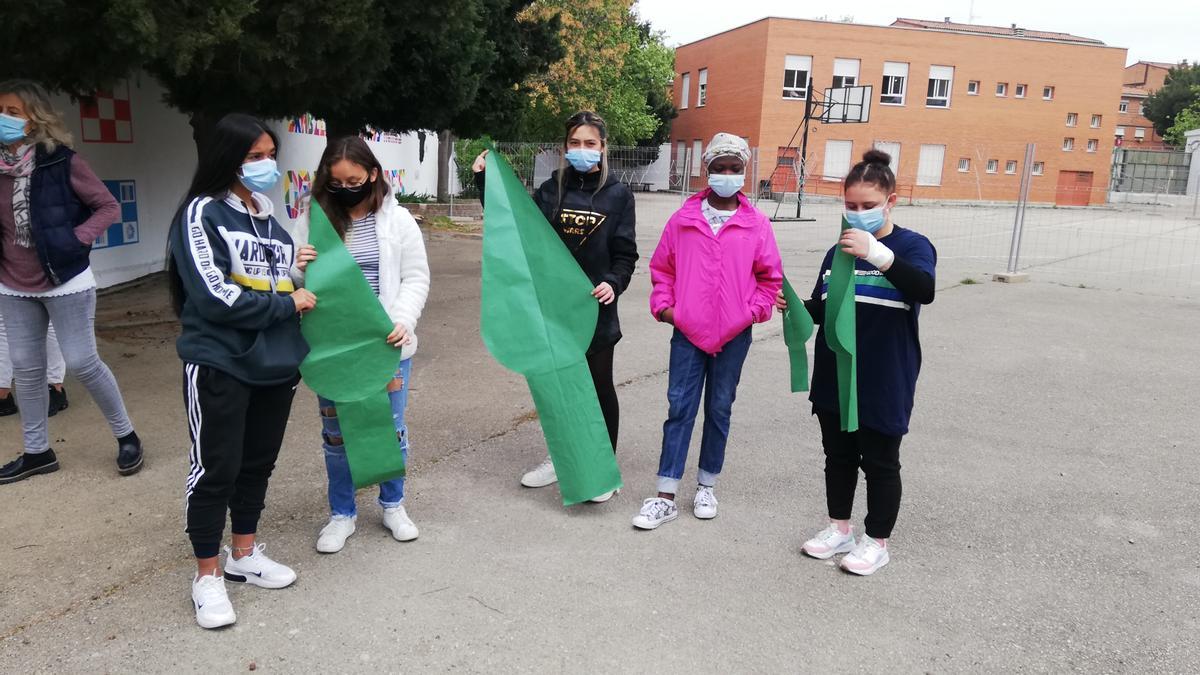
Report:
383,504,419,541
316,515,357,553
589,489,619,503
192,571,236,629
631,497,678,530
840,535,890,576
223,543,297,589
801,523,857,560
693,486,718,519
520,456,557,488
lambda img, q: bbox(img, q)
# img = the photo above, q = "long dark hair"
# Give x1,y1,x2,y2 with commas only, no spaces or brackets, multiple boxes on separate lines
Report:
843,148,896,194
555,110,609,213
167,113,278,316
311,136,389,239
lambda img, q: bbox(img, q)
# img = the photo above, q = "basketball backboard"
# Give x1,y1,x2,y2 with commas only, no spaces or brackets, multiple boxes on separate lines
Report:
820,84,872,124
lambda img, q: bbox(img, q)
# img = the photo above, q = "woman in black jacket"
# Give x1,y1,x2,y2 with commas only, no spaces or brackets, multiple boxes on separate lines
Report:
473,111,638,502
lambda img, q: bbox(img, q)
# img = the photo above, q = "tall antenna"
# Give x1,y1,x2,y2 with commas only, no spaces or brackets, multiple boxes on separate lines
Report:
968,0,978,23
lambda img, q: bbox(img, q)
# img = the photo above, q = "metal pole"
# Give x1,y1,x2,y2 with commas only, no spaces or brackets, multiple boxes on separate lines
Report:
795,77,815,219
1006,143,1036,274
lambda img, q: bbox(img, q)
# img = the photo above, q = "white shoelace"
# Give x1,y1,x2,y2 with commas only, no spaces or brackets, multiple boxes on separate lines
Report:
695,488,715,508
194,574,226,604
641,499,672,520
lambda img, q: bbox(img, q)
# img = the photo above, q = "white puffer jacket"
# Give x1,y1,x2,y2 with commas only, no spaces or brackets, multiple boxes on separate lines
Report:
288,193,431,361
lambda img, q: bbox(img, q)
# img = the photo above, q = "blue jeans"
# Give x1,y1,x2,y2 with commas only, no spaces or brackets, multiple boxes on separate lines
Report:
318,359,411,517
656,328,752,494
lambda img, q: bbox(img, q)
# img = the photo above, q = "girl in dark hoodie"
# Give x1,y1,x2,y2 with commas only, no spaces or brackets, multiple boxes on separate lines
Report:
473,111,638,502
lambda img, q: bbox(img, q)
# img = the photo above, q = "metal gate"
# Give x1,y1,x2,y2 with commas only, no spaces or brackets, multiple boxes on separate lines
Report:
1109,148,1191,194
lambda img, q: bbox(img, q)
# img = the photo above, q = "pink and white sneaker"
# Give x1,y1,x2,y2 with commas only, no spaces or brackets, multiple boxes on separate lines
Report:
801,523,856,559
839,535,890,575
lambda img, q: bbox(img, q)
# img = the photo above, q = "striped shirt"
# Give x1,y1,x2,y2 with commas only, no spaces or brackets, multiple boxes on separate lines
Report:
345,213,381,295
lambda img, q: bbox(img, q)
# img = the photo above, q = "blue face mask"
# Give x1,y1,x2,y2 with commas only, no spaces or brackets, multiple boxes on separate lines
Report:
0,113,28,144
239,158,280,193
708,173,745,198
844,206,886,234
565,148,601,173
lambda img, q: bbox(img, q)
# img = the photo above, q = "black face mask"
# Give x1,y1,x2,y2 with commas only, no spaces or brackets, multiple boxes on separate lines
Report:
327,181,373,208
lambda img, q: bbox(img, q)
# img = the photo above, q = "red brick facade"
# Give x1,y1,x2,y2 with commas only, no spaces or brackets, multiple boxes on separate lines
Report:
1117,62,1174,150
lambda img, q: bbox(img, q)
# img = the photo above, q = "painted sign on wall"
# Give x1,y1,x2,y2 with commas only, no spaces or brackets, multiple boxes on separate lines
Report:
80,81,133,144
96,180,139,248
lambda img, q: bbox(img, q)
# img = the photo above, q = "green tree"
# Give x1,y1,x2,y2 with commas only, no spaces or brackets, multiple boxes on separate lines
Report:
1163,90,1200,146
1143,62,1200,139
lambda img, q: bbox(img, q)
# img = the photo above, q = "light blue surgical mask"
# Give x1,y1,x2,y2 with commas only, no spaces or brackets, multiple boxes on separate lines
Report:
844,206,886,234
0,113,27,144
565,148,601,173
238,158,280,193
708,173,745,198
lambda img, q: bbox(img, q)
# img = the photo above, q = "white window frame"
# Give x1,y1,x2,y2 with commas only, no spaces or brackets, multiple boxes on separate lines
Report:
1091,114,1102,128
691,139,702,174
1015,83,1027,98
986,159,999,173
697,69,708,107
680,73,690,110
1066,112,1078,127
1005,160,1017,174
916,144,946,186
822,139,854,181
1087,139,1098,153
783,55,811,100
967,80,980,95
832,58,860,89
996,82,1008,97
1138,102,1146,115
1063,137,1074,151
880,62,908,106
1134,127,1146,140
675,140,686,170
873,141,901,173
926,66,953,108
1115,126,1126,137
958,158,970,172
1043,86,1055,100
1032,162,1045,176
1119,100,1128,113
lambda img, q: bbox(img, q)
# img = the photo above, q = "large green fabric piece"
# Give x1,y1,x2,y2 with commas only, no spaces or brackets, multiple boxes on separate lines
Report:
781,275,814,392
299,202,404,487
824,216,859,432
480,149,622,505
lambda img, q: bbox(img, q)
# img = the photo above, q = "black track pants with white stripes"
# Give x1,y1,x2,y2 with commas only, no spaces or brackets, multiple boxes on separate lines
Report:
183,363,299,559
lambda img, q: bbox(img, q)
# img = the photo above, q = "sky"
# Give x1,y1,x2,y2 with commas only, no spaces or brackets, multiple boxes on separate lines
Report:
635,0,1198,66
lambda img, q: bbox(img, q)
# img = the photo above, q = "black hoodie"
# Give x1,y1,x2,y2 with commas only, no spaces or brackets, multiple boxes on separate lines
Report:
477,167,638,353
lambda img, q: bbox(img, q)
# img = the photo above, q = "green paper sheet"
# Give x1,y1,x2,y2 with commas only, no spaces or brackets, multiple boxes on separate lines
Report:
299,202,405,487
480,147,622,505
824,216,859,432
781,275,814,392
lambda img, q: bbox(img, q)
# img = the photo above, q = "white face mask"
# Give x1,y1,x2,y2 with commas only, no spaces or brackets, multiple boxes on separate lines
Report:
708,173,745,198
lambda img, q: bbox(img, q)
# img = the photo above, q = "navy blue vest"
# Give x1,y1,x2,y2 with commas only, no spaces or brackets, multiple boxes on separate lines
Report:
25,146,93,285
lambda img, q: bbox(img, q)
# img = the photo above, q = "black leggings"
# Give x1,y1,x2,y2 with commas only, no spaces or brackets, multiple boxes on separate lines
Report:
816,411,903,539
587,345,619,453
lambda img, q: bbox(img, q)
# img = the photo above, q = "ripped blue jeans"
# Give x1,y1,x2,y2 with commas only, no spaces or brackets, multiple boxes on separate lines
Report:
318,358,411,517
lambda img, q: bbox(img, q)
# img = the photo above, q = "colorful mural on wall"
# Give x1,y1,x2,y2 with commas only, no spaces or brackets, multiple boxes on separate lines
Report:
288,114,326,136
80,81,133,144
284,170,313,219
95,180,139,248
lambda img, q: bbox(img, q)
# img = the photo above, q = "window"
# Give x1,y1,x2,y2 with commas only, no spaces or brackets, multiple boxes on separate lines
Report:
697,69,708,107
967,80,980,95
1015,84,1027,98
996,82,1008,97
783,55,812,99
822,140,854,180
1138,102,1146,115
1119,100,1128,113
986,159,998,173
680,73,690,110
1115,126,1126,137
1134,127,1146,140
692,139,702,174
1006,160,1017,174
675,140,686,169
1087,139,1098,153
1091,114,1102,128
916,144,946,186
1066,112,1078,127
957,158,970,172
873,141,901,172
880,62,908,105
1032,162,1044,176
1043,86,1055,100
1062,137,1074,151
832,58,860,89
926,66,953,108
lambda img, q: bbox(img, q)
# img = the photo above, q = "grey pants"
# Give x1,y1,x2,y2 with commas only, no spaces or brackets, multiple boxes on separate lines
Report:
0,289,134,454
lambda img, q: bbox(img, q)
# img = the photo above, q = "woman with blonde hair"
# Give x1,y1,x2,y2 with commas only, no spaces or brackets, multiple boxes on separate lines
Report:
0,79,142,484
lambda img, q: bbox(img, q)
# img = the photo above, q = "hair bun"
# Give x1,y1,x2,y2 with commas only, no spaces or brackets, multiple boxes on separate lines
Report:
862,149,891,165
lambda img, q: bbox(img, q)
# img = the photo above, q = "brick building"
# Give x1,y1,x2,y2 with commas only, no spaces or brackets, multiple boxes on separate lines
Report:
1118,61,1176,150
670,17,1128,205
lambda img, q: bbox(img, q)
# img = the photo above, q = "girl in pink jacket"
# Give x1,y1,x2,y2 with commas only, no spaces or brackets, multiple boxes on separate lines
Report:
633,133,782,530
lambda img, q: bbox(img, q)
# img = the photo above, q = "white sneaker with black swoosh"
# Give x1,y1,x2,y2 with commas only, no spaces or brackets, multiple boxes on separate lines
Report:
192,571,236,629
222,543,297,589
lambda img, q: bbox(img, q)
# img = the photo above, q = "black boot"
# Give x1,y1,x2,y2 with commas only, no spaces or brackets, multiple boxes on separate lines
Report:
117,431,144,476
0,392,16,417
0,449,60,485
47,385,69,417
